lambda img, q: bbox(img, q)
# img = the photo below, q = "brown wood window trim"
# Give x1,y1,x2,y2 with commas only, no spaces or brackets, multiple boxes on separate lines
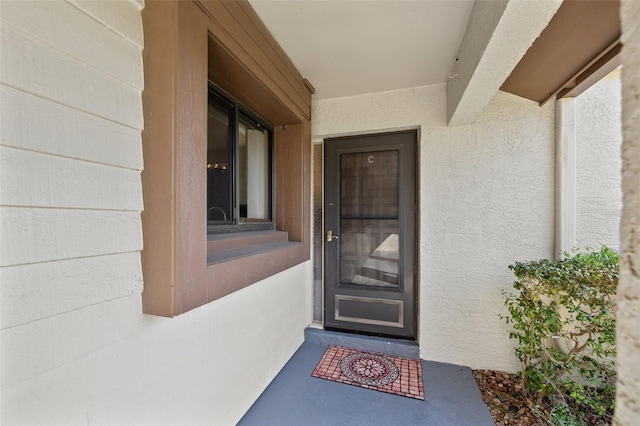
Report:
140,0,312,317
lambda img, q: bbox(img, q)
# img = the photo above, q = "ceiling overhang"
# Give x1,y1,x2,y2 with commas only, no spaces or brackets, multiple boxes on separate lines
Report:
249,0,475,100
501,0,621,104
446,0,562,126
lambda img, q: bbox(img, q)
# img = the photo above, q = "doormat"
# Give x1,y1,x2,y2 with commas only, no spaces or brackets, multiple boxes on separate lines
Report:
311,345,424,400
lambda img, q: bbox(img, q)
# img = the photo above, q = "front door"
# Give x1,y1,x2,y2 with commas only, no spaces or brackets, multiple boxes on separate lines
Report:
324,131,417,339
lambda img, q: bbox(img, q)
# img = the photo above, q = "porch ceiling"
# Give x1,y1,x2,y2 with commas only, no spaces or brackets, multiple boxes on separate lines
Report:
249,0,474,100
249,0,620,113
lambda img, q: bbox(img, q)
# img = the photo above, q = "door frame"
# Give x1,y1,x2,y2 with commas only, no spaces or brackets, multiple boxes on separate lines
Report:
322,130,419,340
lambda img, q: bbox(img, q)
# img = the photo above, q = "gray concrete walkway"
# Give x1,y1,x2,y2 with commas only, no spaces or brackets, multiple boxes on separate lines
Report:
238,328,494,426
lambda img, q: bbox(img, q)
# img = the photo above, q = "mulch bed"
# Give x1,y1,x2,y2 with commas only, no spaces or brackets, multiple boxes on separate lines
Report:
473,370,542,426
472,370,613,426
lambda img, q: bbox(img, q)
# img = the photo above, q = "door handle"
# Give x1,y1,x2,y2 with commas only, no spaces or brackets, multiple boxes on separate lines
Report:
326,230,339,242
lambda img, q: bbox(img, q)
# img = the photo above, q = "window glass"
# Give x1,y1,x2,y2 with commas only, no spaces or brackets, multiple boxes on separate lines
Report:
239,119,270,222
207,86,272,230
207,99,233,223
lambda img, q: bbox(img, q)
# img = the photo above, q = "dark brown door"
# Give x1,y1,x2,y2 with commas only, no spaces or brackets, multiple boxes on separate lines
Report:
324,131,417,339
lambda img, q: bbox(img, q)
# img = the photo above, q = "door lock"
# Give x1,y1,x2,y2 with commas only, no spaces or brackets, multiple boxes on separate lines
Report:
326,230,339,242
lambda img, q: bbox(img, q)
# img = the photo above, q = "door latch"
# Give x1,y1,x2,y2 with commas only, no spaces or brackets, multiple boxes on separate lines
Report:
326,230,339,242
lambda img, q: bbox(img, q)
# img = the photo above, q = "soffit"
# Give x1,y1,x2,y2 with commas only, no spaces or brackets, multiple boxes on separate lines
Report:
249,0,474,100
500,0,621,104
208,38,300,125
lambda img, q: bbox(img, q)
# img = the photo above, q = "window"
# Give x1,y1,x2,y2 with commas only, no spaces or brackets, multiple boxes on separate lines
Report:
207,86,273,233
140,0,312,317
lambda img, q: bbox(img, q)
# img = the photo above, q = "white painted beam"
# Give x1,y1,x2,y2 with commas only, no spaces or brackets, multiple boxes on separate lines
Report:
447,0,562,127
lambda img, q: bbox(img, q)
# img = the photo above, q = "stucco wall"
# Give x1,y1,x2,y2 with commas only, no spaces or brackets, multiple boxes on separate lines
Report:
313,85,555,371
617,0,640,423
575,68,623,251
0,1,309,423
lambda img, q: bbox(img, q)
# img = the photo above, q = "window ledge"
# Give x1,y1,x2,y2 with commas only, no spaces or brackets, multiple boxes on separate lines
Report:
207,240,300,265
207,230,295,264
207,223,275,234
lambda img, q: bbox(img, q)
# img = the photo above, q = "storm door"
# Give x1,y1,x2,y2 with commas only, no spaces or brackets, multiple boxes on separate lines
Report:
324,131,417,339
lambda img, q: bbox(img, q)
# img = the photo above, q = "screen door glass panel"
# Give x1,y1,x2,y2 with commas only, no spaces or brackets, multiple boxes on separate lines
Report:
340,150,400,288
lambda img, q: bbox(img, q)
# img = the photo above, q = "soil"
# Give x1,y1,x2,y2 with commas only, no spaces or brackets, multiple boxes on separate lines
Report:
472,370,613,426
473,370,543,426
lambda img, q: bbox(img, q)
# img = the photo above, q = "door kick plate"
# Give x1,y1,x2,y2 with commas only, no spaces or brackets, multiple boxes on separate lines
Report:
335,295,404,328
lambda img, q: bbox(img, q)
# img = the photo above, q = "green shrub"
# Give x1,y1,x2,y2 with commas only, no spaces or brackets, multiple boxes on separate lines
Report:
503,247,618,425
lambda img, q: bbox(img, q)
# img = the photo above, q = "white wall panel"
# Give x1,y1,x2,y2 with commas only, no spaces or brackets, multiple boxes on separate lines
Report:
0,86,142,169
0,146,143,211
0,25,142,129
0,1,143,89
1,264,309,425
0,207,142,267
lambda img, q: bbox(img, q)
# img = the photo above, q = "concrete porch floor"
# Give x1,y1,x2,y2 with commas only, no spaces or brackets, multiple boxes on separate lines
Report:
238,328,494,426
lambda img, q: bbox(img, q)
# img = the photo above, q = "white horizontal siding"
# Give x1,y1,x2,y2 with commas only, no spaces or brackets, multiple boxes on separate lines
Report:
0,0,148,420
1,146,143,211
0,86,142,169
1,294,143,391
68,0,144,48
0,1,143,89
0,207,143,267
0,24,142,129
1,252,143,329
129,0,144,11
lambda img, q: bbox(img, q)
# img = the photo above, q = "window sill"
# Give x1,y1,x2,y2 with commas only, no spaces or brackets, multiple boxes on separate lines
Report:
207,222,275,234
207,230,296,264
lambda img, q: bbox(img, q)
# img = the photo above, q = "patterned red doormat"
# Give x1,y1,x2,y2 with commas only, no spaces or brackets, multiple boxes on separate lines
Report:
311,345,424,400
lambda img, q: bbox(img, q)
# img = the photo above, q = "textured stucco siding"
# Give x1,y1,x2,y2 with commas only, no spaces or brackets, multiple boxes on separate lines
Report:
0,1,309,423
314,85,555,372
617,0,640,424
575,69,622,251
